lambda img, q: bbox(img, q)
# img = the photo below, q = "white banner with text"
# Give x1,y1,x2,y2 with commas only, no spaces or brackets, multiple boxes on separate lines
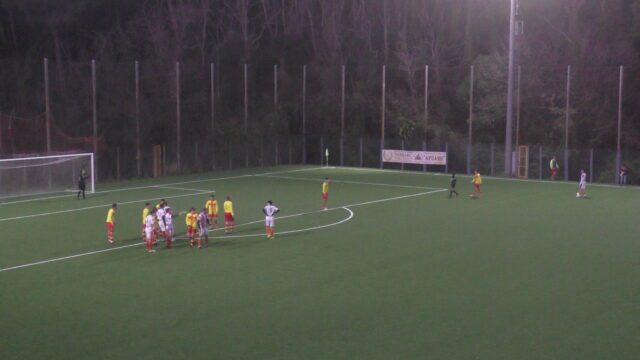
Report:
381,149,447,165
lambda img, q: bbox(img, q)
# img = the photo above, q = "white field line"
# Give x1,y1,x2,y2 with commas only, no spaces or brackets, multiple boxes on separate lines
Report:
338,166,638,190
0,167,327,206
0,189,444,273
0,190,70,201
0,190,210,223
176,207,354,239
257,167,335,176
256,174,441,190
153,185,215,193
0,243,142,273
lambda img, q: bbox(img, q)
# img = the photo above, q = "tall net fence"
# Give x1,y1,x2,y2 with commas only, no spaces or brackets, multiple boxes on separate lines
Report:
0,59,638,185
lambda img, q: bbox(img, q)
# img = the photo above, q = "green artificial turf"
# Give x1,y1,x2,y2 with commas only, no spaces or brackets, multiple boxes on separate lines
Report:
1,165,639,359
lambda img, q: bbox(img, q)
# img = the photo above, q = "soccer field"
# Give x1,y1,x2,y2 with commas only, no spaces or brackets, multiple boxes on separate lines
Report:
1,165,639,360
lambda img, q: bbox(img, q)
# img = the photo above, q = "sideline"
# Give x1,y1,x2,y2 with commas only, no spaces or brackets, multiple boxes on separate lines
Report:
256,174,441,190
340,166,636,189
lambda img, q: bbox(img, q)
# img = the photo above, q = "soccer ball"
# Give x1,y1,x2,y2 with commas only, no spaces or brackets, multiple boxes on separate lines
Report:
576,192,580,197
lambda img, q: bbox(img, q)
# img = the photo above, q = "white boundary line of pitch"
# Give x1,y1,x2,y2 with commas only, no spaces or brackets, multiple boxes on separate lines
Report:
0,167,326,206
0,189,446,273
256,174,441,190
338,166,639,190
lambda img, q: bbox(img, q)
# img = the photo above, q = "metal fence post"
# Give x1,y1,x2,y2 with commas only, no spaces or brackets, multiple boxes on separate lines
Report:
490,142,495,176
564,65,571,181
176,61,181,174
589,148,594,183
244,63,249,168
401,141,405,170
340,65,345,167
538,145,543,180
275,141,279,166
380,65,386,169
615,65,624,184
302,65,307,165
288,137,292,165
422,140,427,172
91,59,98,182
135,60,141,177
466,143,472,174
210,62,216,170
467,65,474,175
44,58,51,153
445,142,449,174
380,138,384,169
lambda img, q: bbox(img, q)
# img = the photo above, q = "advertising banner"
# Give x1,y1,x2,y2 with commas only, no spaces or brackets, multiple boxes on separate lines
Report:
381,149,447,165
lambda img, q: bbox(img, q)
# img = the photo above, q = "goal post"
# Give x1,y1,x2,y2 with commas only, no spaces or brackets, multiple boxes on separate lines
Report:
0,153,95,199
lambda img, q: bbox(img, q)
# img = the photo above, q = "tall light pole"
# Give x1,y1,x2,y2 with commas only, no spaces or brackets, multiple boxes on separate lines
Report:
504,0,517,176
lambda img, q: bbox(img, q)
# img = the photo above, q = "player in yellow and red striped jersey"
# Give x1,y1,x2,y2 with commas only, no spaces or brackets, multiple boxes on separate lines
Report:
205,194,218,229
106,203,117,244
321,177,330,210
186,208,198,247
141,202,150,240
470,169,483,199
223,196,235,234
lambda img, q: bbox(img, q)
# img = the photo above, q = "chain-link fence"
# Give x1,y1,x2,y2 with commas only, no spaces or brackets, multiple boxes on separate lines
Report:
0,59,637,185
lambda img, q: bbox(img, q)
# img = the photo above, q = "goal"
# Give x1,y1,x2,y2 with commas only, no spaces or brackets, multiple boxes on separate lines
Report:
0,153,94,199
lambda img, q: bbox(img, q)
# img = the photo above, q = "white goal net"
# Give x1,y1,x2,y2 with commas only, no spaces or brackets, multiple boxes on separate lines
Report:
0,153,94,199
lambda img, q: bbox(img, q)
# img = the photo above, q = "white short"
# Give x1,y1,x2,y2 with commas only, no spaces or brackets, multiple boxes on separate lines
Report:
145,228,153,241
265,216,274,228
579,182,586,190
158,223,166,232
199,227,208,236
165,224,173,237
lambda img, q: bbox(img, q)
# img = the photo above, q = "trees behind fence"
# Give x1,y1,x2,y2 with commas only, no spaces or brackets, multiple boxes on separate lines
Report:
0,58,637,184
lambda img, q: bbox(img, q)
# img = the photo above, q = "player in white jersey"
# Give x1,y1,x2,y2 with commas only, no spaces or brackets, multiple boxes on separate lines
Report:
197,208,209,248
577,169,588,198
262,201,280,239
163,207,175,248
156,203,166,242
144,208,157,253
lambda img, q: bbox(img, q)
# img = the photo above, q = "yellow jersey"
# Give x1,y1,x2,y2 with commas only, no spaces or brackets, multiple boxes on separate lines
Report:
206,200,218,215
322,181,329,194
106,208,116,224
186,213,198,227
473,173,482,185
142,207,149,224
223,200,234,215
